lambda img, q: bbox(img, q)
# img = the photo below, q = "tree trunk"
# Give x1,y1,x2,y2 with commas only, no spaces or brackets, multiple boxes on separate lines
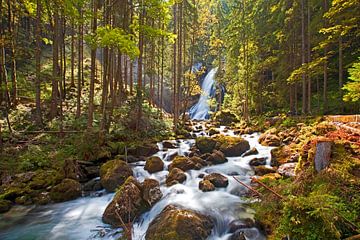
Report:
173,4,178,129
70,20,75,88
307,0,311,114
88,0,97,129
76,8,83,118
7,0,17,105
301,0,307,115
338,35,343,113
35,0,42,126
51,9,60,119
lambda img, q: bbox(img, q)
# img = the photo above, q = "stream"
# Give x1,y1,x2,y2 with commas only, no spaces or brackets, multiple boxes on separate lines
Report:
0,123,272,240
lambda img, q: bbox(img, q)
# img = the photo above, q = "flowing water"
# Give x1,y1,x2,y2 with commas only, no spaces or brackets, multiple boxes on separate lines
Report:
190,68,218,120
0,123,272,240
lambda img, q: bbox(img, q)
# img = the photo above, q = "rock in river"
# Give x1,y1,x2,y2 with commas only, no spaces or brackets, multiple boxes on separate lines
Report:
146,205,214,240
49,178,81,202
203,173,228,188
100,160,133,192
144,156,164,173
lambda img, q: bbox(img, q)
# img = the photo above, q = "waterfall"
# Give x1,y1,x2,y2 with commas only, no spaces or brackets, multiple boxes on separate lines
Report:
190,67,218,120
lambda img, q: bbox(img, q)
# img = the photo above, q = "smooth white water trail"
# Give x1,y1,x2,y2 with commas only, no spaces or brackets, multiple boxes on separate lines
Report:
0,123,272,240
190,68,218,120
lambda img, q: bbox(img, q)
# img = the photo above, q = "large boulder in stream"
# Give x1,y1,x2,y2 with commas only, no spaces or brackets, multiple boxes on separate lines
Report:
203,173,229,188
146,205,214,240
199,180,215,192
49,178,81,202
168,156,207,172
215,135,250,157
205,150,227,165
127,143,159,157
144,156,164,173
196,137,217,154
100,160,133,192
166,168,187,186
142,178,163,206
102,177,146,226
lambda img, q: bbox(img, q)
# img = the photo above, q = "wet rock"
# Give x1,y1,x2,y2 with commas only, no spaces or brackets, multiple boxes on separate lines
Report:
83,178,103,191
168,156,203,172
189,156,208,169
102,177,146,226
208,128,220,136
196,137,217,154
213,110,238,126
163,141,177,149
229,231,246,240
206,150,227,165
128,143,159,157
215,136,250,157
229,218,256,233
0,199,12,213
253,166,276,176
204,173,228,188
49,178,81,202
198,173,205,178
199,180,215,192
144,156,164,174
146,205,214,240
259,128,281,146
243,147,259,157
34,192,51,205
277,163,297,177
82,165,100,179
142,179,162,206
167,151,179,161
100,160,133,192
249,157,267,166
15,195,32,205
166,168,187,186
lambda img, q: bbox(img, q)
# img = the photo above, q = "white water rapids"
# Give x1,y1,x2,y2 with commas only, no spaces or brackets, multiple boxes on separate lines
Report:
0,123,272,240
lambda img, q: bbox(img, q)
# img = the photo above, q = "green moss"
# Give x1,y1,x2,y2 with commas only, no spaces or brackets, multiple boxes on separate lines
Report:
195,137,217,154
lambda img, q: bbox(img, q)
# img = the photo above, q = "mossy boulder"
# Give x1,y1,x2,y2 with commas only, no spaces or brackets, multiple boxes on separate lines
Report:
166,168,187,186
142,178,162,206
199,180,215,192
270,146,298,167
203,173,228,188
49,178,81,202
215,135,250,157
102,176,146,226
28,170,63,190
0,199,12,213
168,156,206,172
100,160,133,192
128,143,159,157
253,166,276,176
144,156,164,173
146,205,214,240
213,110,238,126
196,137,217,154
249,157,267,166
205,150,227,165
259,128,281,146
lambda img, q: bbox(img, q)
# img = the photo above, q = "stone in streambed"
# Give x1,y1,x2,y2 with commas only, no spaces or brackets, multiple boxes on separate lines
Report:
163,141,177,149
259,128,281,146
229,218,256,233
205,150,227,165
142,178,162,206
146,205,214,240
243,147,259,157
199,180,215,192
253,166,276,176
196,137,217,154
215,135,250,157
249,157,267,166
102,176,146,226
203,173,228,188
100,160,133,192
168,156,207,172
229,231,246,240
166,168,187,186
0,199,12,213
144,156,164,173
49,178,81,202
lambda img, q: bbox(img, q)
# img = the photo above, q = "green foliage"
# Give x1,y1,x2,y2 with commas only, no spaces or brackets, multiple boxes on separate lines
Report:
343,58,360,102
18,145,49,171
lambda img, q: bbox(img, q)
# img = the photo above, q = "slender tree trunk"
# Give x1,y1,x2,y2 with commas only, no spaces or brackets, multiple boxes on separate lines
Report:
76,8,83,118
51,9,60,119
136,0,145,130
307,1,311,114
35,0,42,126
7,0,17,105
301,0,307,115
88,0,97,129
323,0,328,113
70,20,75,88
173,4,178,129
338,35,343,113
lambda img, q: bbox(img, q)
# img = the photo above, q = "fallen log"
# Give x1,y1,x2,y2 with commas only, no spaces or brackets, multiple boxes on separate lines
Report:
233,176,262,197
251,177,284,199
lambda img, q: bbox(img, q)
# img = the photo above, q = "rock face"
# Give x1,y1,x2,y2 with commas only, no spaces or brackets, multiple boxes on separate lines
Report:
314,141,332,172
215,136,250,157
142,179,163,206
102,177,146,226
49,178,81,202
146,205,214,240
166,168,187,186
204,173,228,188
144,156,164,173
199,180,215,192
100,160,133,192
196,137,217,154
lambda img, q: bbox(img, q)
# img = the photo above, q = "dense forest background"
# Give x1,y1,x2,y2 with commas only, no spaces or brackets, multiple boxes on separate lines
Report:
0,0,359,136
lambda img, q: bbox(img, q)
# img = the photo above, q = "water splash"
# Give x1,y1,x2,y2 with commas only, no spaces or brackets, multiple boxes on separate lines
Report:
190,68,218,120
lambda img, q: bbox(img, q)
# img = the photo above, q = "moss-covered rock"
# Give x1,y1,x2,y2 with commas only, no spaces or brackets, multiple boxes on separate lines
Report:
215,135,250,157
144,156,164,173
0,199,12,213
213,110,239,126
166,168,187,186
128,143,159,157
196,137,217,154
205,150,227,165
270,146,298,167
203,173,228,188
142,178,162,206
28,170,63,190
253,166,276,176
168,156,202,172
199,180,215,192
146,205,214,240
100,160,133,192
49,178,81,202
259,128,281,146
102,176,146,226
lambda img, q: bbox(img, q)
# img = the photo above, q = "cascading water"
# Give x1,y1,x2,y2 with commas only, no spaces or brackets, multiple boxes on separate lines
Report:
190,68,218,120
0,124,272,240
